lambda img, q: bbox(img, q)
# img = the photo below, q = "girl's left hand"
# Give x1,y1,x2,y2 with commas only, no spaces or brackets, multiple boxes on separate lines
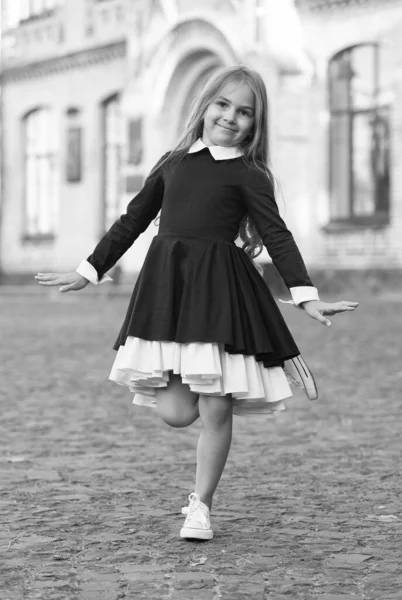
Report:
300,300,359,327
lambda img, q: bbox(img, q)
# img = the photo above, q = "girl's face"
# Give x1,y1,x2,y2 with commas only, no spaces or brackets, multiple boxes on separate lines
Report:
202,81,255,148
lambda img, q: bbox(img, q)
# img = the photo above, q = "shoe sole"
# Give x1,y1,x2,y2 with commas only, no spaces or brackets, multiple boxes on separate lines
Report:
180,527,213,540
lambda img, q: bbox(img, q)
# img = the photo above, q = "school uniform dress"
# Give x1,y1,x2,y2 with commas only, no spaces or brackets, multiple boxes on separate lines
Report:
77,139,320,416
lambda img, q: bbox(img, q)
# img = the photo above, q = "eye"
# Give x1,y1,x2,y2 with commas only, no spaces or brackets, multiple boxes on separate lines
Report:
239,109,253,118
216,100,227,108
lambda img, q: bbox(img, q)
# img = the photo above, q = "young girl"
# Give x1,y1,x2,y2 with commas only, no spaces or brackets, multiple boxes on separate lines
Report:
36,66,358,541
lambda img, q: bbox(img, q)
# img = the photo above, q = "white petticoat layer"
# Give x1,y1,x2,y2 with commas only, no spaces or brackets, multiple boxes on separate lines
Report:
109,336,294,416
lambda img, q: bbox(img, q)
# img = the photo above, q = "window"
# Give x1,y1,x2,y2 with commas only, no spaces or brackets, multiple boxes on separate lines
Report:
102,94,122,231
128,118,143,166
23,109,58,238
328,44,390,225
66,108,82,183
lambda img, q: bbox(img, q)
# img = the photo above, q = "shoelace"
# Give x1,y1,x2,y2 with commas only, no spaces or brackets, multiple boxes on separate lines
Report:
185,493,210,527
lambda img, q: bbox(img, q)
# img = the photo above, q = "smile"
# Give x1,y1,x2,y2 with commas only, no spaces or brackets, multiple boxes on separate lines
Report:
217,124,237,133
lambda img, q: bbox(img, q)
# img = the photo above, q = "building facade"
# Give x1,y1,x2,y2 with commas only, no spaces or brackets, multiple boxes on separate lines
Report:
1,0,402,279
295,0,402,270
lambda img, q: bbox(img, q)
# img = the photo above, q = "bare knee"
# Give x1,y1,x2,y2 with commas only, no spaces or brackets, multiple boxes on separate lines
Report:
157,406,197,428
199,395,233,428
156,374,199,428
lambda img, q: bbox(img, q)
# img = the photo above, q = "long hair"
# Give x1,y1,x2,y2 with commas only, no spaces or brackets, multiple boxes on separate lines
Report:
151,65,280,276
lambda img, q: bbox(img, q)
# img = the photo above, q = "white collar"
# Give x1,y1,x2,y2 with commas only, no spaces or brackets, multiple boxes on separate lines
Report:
188,138,243,161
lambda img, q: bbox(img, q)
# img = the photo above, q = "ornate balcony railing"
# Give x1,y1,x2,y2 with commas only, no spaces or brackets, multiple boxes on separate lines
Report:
0,0,128,68
294,0,401,11
1,12,64,64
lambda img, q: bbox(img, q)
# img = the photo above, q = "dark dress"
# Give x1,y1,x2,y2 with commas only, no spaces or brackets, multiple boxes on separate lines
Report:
86,148,316,414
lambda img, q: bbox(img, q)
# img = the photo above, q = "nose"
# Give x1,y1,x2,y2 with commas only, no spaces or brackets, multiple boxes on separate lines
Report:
223,109,236,124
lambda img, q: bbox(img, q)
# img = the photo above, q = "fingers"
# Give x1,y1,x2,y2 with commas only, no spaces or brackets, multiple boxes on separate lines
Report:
59,284,75,293
35,273,68,287
320,302,359,315
36,279,64,287
310,310,332,327
333,301,359,313
35,272,87,293
35,273,57,281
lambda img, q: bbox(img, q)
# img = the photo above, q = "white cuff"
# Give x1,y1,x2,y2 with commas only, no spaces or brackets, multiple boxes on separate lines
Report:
76,260,113,285
279,286,319,309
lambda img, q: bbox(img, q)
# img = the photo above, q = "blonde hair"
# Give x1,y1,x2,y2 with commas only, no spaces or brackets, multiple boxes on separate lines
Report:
152,65,279,276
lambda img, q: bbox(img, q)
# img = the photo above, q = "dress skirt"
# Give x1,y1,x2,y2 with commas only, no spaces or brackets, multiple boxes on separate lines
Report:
108,233,315,416
109,337,297,416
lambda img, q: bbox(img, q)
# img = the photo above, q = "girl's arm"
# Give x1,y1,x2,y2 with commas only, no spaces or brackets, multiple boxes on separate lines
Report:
81,153,168,282
36,153,168,292
242,170,358,325
242,170,317,301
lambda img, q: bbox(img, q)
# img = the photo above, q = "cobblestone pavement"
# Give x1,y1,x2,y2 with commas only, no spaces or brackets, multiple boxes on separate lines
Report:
1,292,401,600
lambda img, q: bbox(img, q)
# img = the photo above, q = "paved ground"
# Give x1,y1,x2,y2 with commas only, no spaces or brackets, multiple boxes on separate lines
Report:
1,289,401,600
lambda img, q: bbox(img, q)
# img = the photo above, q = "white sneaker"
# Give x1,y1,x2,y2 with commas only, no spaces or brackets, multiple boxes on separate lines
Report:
180,493,213,540
181,502,212,516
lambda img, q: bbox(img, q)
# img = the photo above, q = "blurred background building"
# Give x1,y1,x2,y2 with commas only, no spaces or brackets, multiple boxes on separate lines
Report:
0,0,402,281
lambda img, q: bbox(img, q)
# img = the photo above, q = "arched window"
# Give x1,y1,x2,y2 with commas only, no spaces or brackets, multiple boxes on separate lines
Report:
328,43,390,225
23,108,58,238
101,94,122,232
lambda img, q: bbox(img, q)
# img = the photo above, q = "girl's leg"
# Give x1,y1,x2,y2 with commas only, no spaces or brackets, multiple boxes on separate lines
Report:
155,373,200,428
194,394,233,510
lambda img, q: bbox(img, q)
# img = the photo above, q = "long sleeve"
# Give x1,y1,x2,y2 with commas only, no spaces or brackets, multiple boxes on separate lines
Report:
85,154,168,280
241,168,318,302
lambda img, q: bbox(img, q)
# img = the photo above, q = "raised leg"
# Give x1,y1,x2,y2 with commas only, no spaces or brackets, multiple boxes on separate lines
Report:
194,394,233,510
155,373,200,428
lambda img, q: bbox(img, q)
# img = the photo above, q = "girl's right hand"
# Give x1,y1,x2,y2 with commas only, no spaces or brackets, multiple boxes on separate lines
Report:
35,272,89,293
